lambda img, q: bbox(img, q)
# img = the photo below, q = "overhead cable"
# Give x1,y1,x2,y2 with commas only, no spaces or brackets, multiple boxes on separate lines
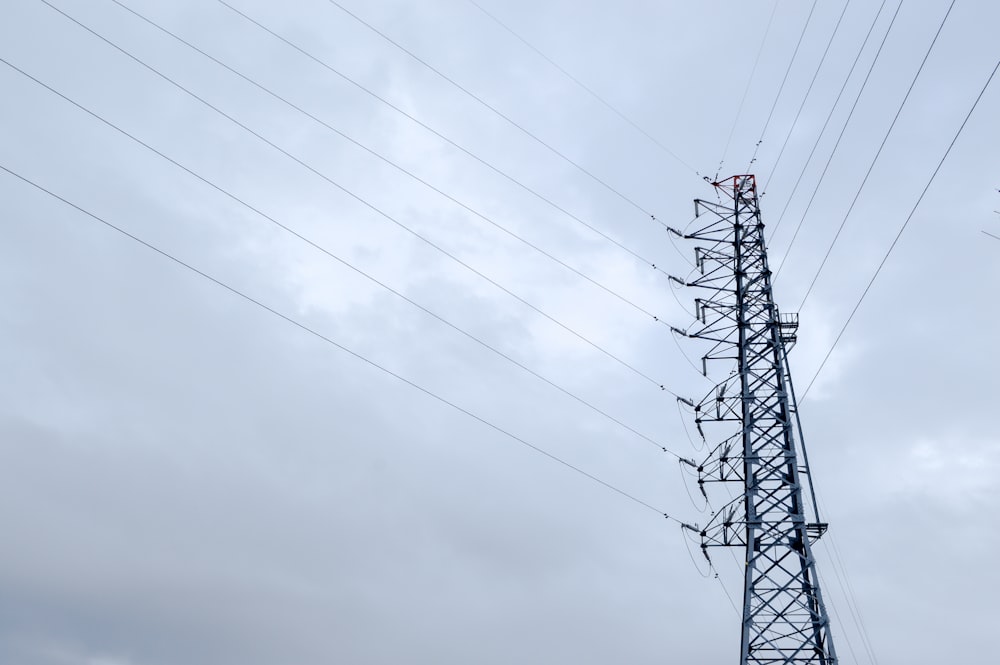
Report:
768,0,904,274
465,0,698,175
802,57,999,398
39,0,680,395
818,537,879,665
763,0,853,192
789,0,956,301
745,0,819,172
110,0,668,326
315,0,659,219
716,0,780,178
824,535,881,665
0,162,682,521
204,0,670,276
0,56,691,462
765,0,888,242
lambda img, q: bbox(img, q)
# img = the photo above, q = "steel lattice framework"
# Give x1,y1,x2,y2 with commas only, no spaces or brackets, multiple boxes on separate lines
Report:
669,175,837,665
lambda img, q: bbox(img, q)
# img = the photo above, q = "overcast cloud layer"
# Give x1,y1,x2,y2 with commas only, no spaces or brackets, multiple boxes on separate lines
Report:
2,1,999,664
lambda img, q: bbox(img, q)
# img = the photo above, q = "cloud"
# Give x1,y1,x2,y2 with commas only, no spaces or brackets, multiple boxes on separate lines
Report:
2,0,999,663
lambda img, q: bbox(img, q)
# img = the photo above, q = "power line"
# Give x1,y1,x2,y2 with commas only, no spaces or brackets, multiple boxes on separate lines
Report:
820,536,879,665
801,492,879,664
983,229,1000,241
316,0,659,219
716,0,780,178
765,0,888,243
39,0,679,395
802,57,999,399
0,56,691,463
789,0,956,302
204,0,670,279
745,0,819,172
712,565,741,617
769,0,904,277
813,566,862,665
763,0,852,192
109,0,668,328
0,161,681,520
808,490,879,665
830,535,881,665
464,0,698,174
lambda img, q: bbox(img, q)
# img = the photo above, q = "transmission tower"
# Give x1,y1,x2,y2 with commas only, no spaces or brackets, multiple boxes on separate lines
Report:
669,175,837,664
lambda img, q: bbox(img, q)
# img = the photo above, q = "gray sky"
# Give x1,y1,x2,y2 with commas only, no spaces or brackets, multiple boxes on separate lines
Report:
2,1,998,663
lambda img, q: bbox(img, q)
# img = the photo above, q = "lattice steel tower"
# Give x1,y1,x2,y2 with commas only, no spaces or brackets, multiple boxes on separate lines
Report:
669,175,836,665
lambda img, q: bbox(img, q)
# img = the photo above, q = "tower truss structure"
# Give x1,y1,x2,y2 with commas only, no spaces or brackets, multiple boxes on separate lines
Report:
669,175,837,665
